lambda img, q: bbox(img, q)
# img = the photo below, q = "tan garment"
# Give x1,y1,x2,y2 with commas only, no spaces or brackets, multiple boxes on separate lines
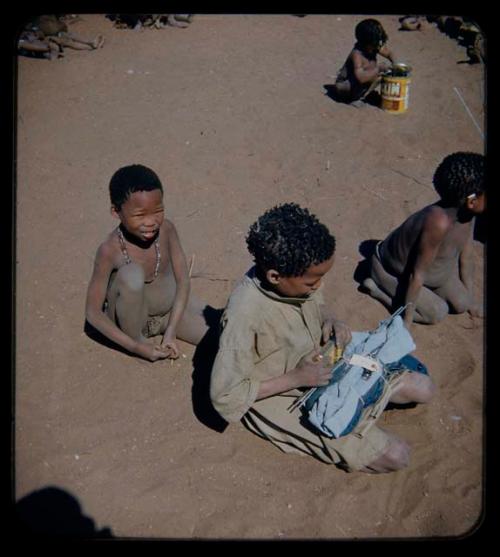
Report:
210,268,398,471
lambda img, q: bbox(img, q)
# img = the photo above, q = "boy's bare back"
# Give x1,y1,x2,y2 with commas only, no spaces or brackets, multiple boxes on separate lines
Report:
380,204,473,288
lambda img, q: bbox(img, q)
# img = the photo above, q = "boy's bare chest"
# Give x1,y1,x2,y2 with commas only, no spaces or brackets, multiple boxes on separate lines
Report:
115,235,169,279
361,57,377,71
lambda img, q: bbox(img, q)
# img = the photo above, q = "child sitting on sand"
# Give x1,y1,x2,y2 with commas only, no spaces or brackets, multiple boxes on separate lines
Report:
18,28,62,60
210,203,435,473
85,164,210,361
332,18,395,104
362,152,485,328
27,15,104,54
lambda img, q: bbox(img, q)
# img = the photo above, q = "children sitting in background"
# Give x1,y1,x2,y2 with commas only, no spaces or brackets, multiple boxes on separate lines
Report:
332,18,395,104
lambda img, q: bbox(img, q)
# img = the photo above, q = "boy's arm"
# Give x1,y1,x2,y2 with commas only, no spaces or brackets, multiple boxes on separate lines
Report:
459,226,474,292
459,225,483,317
210,316,331,421
403,213,449,327
256,353,332,400
352,50,380,84
85,243,168,361
160,221,190,354
378,44,396,64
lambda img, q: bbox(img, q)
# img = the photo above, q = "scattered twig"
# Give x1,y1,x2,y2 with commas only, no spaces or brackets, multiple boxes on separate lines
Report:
361,185,387,201
453,87,484,140
389,168,432,189
188,254,195,277
191,272,231,282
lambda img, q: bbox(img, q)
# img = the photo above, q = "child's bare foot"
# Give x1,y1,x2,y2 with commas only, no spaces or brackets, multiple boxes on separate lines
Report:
46,45,64,60
92,35,105,49
167,14,190,28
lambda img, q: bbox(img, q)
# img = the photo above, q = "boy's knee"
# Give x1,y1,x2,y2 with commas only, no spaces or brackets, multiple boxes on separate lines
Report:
116,263,145,291
419,376,437,403
420,301,448,324
448,297,469,315
381,438,411,471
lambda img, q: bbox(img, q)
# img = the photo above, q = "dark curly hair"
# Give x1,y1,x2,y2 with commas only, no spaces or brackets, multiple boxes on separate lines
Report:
109,164,163,210
246,203,336,277
355,18,388,49
433,152,485,205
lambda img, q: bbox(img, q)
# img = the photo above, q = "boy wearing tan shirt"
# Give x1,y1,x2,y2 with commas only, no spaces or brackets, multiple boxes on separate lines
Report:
210,203,435,473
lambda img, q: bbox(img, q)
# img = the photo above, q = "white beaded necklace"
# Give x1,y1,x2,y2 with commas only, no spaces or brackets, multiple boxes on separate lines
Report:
117,227,161,283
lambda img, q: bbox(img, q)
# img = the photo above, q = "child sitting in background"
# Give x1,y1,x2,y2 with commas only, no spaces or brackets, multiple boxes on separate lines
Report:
332,18,396,104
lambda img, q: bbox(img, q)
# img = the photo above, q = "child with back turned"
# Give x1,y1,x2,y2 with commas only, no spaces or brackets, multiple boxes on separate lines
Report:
363,152,485,328
332,18,396,104
85,164,209,361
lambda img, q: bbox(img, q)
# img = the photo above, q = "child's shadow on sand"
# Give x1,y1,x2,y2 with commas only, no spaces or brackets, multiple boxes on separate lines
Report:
85,307,229,433
323,84,381,108
353,239,379,287
191,306,228,433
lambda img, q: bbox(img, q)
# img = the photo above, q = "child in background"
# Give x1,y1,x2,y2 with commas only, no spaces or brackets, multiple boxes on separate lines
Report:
332,18,396,104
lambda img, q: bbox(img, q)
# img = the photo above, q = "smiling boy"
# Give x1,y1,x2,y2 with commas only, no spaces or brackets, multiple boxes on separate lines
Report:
210,203,434,473
85,164,209,361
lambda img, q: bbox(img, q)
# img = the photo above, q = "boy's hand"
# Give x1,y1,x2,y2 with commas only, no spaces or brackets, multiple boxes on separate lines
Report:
136,342,169,362
321,318,352,349
294,352,333,388
161,330,180,359
378,61,391,74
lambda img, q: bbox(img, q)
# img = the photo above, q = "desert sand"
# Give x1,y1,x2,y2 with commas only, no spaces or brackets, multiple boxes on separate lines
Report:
15,14,485,540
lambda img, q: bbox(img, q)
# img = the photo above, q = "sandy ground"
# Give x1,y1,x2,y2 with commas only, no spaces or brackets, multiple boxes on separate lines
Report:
15,14,486,540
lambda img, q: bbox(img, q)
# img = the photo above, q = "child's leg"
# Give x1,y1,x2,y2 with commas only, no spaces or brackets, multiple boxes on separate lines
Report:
360,428,411,473
18,36,61,59
106,264,149,341
167,14,190,28
434,274,474,315
142,273,211,345
360,76,382,100
363,252,449,324
388,371,436,405
330,80,352,102
55,32,104,50
175,294,211,345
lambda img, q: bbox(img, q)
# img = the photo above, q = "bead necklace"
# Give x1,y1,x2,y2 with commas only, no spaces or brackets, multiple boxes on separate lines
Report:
117,227,161,283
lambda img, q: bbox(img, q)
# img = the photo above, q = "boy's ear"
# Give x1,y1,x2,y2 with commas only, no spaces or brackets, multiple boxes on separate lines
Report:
266,269,281,285
110,205,121,219
465,195,477,211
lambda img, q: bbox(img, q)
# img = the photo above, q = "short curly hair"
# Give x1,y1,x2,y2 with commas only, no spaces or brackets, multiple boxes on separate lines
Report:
433,152,485,205
355,18,388,49
109,164,163,210
246,203,336,277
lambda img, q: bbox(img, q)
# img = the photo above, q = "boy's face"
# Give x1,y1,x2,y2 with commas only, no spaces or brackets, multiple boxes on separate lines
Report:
112,189,164,241
266,255,335,298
